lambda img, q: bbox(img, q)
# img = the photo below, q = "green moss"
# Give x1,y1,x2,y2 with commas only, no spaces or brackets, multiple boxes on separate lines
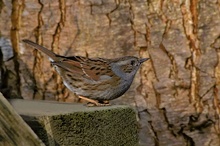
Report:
34,106,138,146
11,100,139,146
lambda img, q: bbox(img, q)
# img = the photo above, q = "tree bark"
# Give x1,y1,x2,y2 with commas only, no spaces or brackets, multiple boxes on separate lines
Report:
1,0,220,145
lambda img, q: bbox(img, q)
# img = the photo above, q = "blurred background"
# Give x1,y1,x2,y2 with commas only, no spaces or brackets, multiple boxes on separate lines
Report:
0,0,220,145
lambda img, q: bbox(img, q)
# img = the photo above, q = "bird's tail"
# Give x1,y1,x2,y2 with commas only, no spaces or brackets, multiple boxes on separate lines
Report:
23,39,57,61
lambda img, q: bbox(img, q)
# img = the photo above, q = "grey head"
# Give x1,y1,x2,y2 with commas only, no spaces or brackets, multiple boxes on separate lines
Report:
110,56,149,81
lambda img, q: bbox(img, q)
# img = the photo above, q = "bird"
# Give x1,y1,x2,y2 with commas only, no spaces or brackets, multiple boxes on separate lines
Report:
23,39,149,106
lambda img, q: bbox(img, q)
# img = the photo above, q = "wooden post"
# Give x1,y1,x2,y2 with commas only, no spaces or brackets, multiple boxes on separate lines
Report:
0,93,45,146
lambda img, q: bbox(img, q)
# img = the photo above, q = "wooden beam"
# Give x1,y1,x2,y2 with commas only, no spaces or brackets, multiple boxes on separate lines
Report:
10,99,138,146
0,93,45,146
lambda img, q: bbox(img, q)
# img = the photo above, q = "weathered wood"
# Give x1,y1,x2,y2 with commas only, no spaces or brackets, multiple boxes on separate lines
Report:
10,99,138,146
0,93,45,146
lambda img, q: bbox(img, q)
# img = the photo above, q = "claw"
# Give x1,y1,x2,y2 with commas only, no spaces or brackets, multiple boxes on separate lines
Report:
78,96,111,107
86,102,111,107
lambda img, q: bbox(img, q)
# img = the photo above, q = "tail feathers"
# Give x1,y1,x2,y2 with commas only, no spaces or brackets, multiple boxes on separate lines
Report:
23,39,57,61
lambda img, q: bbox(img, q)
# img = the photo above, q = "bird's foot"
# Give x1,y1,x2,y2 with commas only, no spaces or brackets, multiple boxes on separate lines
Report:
78,96,110,107
87,100,111,107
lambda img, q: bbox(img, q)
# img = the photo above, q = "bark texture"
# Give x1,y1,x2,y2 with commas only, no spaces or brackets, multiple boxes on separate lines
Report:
1,0,220,145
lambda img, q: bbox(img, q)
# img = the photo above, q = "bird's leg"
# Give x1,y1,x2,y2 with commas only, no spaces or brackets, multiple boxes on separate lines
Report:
78,95,99,106
78,96,110,106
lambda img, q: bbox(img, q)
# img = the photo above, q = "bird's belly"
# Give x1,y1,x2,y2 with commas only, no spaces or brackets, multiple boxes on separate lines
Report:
63,78,131,101
105,81,131,100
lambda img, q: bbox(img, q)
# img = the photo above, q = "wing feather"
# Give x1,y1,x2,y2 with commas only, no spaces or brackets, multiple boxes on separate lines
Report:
51,56,110,81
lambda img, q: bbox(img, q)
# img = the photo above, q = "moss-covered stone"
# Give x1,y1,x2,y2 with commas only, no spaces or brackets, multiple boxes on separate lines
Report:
10,99,138,146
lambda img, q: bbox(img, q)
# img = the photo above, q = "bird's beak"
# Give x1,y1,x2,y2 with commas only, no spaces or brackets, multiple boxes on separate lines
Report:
139,58,150,64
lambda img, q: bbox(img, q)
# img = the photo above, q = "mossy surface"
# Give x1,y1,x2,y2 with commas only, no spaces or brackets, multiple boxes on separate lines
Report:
11,99,138,146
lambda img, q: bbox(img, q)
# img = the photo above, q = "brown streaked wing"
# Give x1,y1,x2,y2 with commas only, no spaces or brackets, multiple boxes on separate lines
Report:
52,56,111,81
52,60,83,74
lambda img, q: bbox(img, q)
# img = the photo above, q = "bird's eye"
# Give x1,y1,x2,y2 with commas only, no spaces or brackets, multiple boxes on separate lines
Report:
130,60,136,66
